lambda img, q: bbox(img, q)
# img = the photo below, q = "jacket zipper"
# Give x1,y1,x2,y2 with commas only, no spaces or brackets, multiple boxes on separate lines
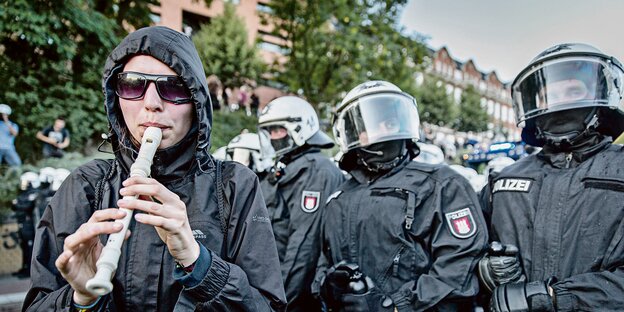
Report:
565,153,572,168
392,251,401,277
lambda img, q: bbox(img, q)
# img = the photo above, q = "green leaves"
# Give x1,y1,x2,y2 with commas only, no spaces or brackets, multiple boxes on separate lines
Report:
193,3,265,88
456,85,489,132
0,0,154,163
265,0,427,107
414,78,456,127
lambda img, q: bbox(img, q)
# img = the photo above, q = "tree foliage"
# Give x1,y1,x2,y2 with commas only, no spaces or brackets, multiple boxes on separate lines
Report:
455,85,489,132
414,78,456,127
0,0,156,162
193,3,265,88
264,0,428,107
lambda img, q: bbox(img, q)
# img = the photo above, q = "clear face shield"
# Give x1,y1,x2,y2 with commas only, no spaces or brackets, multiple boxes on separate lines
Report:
512,56,624,125
258,125,294,157
334,92,420,153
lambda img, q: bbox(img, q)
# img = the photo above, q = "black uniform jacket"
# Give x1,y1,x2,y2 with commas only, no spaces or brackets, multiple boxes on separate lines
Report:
316,159,488,311
261,150,345,311
481,138,624,311
23,26,286,311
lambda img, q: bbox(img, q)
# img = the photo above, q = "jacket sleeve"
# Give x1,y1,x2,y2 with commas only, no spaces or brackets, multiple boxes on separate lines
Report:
183,167,287,311
551,227,624,311
280,166,344,305
23,162,114,311
390,176,489,311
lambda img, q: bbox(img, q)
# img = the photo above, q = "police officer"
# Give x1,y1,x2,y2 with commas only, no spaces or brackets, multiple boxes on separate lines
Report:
226,132,273,179
480,43,624,311
258,96,345,311
314,81,488,311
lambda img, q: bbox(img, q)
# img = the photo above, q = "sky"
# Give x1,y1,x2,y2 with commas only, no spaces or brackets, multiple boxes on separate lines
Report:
400,0,624,82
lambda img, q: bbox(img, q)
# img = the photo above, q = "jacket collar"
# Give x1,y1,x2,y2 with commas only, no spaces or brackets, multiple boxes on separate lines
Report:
538,135,611,168
350,156,411,184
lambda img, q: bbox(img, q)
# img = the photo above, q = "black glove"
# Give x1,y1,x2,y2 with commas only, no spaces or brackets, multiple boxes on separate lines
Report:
479,241,526,292
342,276,394,312
490,280,556,312
320,261,361,311
320,261,393,312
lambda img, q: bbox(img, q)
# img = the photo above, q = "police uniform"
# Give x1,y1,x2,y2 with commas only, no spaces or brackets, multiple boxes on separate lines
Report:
318,158,488,311
262,149,345,311
481,137,624,310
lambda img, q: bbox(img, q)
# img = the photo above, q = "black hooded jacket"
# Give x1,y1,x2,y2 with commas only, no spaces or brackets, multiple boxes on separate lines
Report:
23,26,286,311
480,136,624,311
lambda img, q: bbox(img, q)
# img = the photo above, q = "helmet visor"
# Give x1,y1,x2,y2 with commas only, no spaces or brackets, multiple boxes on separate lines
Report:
513,56,619,124
336,93,420,151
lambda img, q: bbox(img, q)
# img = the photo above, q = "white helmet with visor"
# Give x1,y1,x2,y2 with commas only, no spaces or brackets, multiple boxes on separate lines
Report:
333,81,420,154
226,132,272,173
258,96,334,158
512,43,624,145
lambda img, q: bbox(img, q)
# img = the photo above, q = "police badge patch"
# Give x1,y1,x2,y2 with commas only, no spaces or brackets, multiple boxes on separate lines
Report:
301,191,321,213
445,208,477,239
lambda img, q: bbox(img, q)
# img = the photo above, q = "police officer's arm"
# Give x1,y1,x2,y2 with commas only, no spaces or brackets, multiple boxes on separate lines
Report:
390,176,488,310
183,166,287,311
549,245,624,309
280,166,344,304
24,162,117,311
478,173,497,235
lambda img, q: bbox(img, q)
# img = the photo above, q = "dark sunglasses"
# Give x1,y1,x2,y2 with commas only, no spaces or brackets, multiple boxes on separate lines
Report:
116,72,192,104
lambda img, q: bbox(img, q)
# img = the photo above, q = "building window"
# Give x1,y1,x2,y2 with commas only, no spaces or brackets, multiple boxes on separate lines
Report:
509,107,516,124
182,10,211,37
494,103,501,120
256,2,273,14
454,69,462,81
259,41,289,54
150,13,161,24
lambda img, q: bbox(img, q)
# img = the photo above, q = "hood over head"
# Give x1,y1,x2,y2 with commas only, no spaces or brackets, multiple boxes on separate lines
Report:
101,26,212,173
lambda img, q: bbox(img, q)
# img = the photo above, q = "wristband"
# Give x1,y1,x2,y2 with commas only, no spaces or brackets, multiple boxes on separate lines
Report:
72,296,101,312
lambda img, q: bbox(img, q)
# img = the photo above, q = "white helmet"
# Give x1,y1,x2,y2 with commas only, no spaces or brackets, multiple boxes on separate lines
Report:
212,146,228,161
258,96,334,157
333,81,420,154
414,142,445,165
226,132,273,173
20,172,41,190
39,167,57,185
484,156,515,177
512,43,624,145
0,104,11,115
52,168,71,191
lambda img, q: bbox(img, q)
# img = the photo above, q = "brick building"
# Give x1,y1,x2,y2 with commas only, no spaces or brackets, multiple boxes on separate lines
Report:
424,46,520,140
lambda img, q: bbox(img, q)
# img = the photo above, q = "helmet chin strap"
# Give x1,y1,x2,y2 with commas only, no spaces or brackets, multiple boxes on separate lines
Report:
357,141,407,173
536,108,600,149
358,148,383,156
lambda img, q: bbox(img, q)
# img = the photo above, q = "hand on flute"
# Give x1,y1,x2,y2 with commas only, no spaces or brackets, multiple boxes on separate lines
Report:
118,176,200,267
56,209,131,305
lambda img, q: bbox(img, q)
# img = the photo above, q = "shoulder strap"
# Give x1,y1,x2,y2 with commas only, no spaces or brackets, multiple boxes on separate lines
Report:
94,159,118,211
215,159,231,235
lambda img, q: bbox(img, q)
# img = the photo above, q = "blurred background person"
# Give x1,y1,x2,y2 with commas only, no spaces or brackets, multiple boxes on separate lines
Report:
36,116,70,158
0,103,22,166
